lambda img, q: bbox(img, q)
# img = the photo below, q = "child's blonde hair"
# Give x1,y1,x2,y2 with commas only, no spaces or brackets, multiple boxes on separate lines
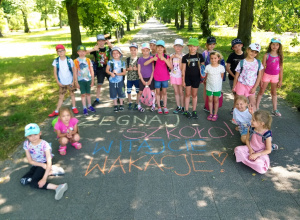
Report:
209,51,223,64
235,95,248,104
58,106,74,118
253,110,272,129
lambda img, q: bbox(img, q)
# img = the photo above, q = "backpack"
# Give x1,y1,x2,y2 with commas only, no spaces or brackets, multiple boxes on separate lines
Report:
154,54,171,72
249,127,272,143
205,92,223,110
55,56,73,82
139,86,155,106
239,59,261,75
203,50,227,81
74,58,91,70
126,57,139,69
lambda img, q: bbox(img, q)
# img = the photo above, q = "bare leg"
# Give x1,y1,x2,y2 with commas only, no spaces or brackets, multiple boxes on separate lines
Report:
81,94,86,107
173,84,180,107
248,95,257,112
191,88,198,111
270,83,278,110
185,86,191,111
213,96,219,115
70,92,76,108
86,94,91,106
162,88,167,108
208,96,213,114
256,82,269,110
56,94,65,111
156,88,161,108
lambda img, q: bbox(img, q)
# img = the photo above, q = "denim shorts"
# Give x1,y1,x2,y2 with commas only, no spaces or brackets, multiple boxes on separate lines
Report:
154,80,168,89
109,81,126,100
127,80,139,94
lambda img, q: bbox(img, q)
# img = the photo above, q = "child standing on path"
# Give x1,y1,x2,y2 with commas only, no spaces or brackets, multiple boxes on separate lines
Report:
235,110,275,174
74,45,96,116
54,107,81,155
170,39,185,114
144,40,172,114
87,34,113,107
256,38,283,117
49,45,78,117
226,38,244,114
106,47,126,112
205,52,225,121
126,43,140,110
182,38,205,119
137,43,155,112
21,123,68,200
232,43,264,112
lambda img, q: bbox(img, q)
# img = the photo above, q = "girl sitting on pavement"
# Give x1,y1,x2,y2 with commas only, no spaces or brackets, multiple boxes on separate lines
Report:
54,106,81,155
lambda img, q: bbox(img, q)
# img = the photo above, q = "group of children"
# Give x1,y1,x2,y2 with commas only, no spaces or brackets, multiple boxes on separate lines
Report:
21,34,284,199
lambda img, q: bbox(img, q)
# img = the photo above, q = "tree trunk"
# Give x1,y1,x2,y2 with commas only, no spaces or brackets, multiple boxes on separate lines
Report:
66,0,82,59
0,30,3,37
45,18,48,31
180,7,184,29
121,24,125,37
200,0,211,37
188,0,194,31
237,0,254,49
126,20,130,31
59,10,62,28
21,9,30,33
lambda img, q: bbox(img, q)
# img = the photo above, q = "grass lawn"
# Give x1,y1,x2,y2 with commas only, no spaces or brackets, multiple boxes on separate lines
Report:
0,26,142,160
166,23,300,109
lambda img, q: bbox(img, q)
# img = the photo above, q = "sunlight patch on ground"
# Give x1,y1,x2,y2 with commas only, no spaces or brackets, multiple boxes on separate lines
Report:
271,165,300,192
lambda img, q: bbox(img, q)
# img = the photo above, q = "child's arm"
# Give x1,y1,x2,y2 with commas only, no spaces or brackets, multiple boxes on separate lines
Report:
117,67,127,76
53,66,63,87
164,56,173,70
38,149,52,188
137,63,146,85
56,129,68,138
249,137,272,161
278,63,283,88
181,63,186,87
250,68,263,94
106,63,115,77
106,40,113,48
226,63,234,78
74,67,80,89
89,63,94,87
144,56,157,66
86,44,99,54
149,63,154,84
232,72,240,92
245,128,254,156
72,65,76,87
25,149,47,169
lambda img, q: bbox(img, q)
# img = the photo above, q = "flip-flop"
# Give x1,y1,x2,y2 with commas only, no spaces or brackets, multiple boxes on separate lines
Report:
211,114,218,121
207,114,213,121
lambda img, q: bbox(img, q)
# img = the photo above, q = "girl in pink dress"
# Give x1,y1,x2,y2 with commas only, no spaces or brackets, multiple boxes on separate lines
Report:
234,110,273,174
54,106,81,155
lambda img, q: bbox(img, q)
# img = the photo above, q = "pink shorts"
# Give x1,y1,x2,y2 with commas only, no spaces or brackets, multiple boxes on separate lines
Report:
170,76,182,85
234,81,255,97
262,73,279,84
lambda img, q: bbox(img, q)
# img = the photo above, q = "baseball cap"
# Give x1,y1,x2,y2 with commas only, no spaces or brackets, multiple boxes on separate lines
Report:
56,44,65,51
142,43,150,50
231,38,243,47
249,43,261,52
77,45,86,51
187,38,199,46
129,43,138,49
207,36,217,44
149,39,157,44
96,34,106,41
25,123,40,137
271,38,281,44
174,39,184,46
111,47,123,58
156,40,165,47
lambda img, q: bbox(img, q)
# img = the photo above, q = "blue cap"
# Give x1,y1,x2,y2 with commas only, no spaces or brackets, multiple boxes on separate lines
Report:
271,38,281,44
156,40,165,47
25,123,40,137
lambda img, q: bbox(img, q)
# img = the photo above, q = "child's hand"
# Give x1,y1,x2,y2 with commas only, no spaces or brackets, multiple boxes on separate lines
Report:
142,80,146,86
153,56,158,61
93,44,99,51
235,126,239,131
232,87,236,93
133,66,138,71
91,81,94,87
38,179,46,188
249,153,260,161
250,87,256,94
76,83,80,89
128,66,133,71
58,82,63,87
248,104,254,114
277,81,282,88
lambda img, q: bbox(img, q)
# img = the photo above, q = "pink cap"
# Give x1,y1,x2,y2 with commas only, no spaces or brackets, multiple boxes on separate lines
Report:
56,44,65,51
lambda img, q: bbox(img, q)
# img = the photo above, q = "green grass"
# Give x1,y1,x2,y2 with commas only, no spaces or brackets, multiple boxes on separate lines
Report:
0,25,142,160
166,23,300,109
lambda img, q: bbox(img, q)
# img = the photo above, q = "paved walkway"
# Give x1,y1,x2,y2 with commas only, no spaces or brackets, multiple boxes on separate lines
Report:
1,18,300,220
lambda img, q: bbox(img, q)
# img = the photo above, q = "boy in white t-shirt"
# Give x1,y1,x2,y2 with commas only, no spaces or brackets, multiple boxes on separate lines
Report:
49,45,79,117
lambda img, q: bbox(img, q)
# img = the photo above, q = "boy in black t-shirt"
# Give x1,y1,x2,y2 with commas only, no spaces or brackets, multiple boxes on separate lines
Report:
226,38,244,114
87,34,113,107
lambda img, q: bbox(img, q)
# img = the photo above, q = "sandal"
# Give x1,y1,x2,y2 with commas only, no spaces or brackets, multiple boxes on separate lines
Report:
211,114,218,122
207,114,213,121
71,142,82,149
58,146,67,155
157,108,163,114
138,107,145,112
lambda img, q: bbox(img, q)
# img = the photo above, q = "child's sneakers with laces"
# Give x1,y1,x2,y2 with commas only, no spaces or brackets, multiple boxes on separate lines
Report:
128,103,133,110
83,108,88,116
272,144,279,150
48,111,59,117
203,105,210,113
192,111,198,119
185,111,192,119
88,106,96,112
92,99,100,107
180,107,185,114
157,108,163,114
114,105,119,112
173,106,181,114
272,109,281,117
164,107,169,114
55,183,68,200
119,105,124,111
72,107,79,114
134,103,138,110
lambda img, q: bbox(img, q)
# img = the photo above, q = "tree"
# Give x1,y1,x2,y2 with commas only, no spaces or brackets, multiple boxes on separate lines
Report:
188,0,194,31
237,0,254,48
11,0,34,33
35,0,60,30
199,0,211,37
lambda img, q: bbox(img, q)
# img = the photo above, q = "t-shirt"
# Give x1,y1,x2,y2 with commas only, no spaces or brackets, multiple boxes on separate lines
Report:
265,54,280,75
23,140,53,163
205,64,225,92
138,56,153,78
226,52,244,80
54,117,78,134
235,59,264,86
153,54,170,81
52,58,74,85
107,59,126,83
126,57,139,81
91,47,111,69
170,53,185,78
233,108,252,132
75,58,93,81
182,53,205,77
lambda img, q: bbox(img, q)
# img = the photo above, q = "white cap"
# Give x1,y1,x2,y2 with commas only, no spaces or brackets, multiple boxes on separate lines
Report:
249,43,261,52
174,39,184,46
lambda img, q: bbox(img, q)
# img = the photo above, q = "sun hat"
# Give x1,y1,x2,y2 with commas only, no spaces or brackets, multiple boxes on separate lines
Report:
249,43,261,52
174,39,184,46
129,43,138,49
142,43,150,50
231,38,243,47
271,38,281,44
25,123,40,137
156,40,165,47
187,38,199,46
149,39,157,44
207,36,217,44
77,45,86,51
110,47,123,58
56,44,65,51
96,34,106,41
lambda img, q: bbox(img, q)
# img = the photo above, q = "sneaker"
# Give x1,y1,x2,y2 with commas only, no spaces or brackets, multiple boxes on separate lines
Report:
119,105,124,111
272,144,279,150
192,111,198,119
20,177,32,186
230,108,234,115
88,106,96,112
83,108,88,116
55,183,68,200
48,111,58,117
114,105,119,112
173,106,181,114
72,108,79,114
128,103,133,110
185,111,192,119
272,109,282,117
203,105,210,113
134,103,138,110
160,100,164,107
92,99,100,107
181,107,185,114
157,108,163,114
50,165,65,176
164,107,169,114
